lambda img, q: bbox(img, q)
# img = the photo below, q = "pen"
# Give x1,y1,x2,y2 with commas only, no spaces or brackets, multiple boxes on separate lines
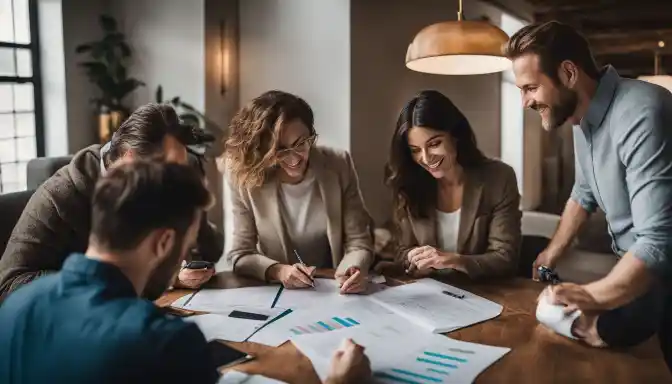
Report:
442,290,465,299
293,249,315,288
181,289,200,307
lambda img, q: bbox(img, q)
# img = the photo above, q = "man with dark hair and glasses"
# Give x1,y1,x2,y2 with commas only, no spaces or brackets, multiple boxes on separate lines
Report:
0,103,223,302
0,161,372,384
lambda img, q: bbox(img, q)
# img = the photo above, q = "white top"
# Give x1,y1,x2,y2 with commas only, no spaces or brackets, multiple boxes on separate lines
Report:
279,171,331,268
436,208,461,252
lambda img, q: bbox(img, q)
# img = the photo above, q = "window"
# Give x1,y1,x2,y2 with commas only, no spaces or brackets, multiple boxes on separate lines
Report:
0,0,43,193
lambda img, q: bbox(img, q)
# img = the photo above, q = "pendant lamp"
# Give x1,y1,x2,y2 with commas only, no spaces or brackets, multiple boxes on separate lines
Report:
638,41,672,92
406,0,511,75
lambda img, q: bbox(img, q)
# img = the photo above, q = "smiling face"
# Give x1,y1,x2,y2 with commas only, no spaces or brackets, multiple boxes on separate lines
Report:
512,53,578,131
276,119,315,183
406,126,457,180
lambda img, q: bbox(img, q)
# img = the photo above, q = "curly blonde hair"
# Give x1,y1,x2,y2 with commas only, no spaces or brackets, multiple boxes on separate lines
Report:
221,90,315,189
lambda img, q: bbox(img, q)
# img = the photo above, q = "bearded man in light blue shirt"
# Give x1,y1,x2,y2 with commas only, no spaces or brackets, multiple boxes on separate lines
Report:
506,21,672,370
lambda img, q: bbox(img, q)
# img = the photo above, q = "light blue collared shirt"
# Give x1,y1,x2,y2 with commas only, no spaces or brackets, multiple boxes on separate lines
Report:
571,66,672,279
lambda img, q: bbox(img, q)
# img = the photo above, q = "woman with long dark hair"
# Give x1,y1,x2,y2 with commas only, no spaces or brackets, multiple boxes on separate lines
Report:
385,90,521,278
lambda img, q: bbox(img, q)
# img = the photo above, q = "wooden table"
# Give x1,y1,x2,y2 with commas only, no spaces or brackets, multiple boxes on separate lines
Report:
157,271,672,384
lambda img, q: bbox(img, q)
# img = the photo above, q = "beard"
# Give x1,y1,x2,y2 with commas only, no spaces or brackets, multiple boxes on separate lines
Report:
539,86,578,131
141,236,185,301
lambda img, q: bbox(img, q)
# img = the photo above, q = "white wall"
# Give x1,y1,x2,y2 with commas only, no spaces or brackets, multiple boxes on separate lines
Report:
111,0,206,111
37,0,68,156
238,0,351,152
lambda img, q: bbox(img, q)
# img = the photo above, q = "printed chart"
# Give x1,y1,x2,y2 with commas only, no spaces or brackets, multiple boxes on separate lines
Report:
289,316,361,335
375,348,474,384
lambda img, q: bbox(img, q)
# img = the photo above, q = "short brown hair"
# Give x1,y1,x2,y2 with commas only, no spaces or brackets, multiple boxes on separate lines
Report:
504,21,600,81
90,160,213,252
222,90,315,189
104,103,213,168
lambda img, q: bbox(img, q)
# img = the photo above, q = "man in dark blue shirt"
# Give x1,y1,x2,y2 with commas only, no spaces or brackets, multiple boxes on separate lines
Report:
0,160,372,384
0,160,218,383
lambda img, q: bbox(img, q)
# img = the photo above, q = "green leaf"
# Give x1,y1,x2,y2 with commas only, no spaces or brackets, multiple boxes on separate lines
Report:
100,15,117,32
119,42,132,57
171,96,181,105
156,86,164,103
179,101,198,113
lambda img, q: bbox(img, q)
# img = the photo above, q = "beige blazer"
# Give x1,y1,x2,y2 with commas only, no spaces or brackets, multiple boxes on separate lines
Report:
227,146,374,281
396,159,521,278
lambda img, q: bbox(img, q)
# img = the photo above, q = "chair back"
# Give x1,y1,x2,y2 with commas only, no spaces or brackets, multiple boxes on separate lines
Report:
0,190,34,258
27,156,73,190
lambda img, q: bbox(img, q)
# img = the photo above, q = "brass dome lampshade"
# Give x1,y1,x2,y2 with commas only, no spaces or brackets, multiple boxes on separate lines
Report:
406,0,511,75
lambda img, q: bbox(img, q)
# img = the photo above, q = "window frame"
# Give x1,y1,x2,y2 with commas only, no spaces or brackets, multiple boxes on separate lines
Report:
0,0,45,193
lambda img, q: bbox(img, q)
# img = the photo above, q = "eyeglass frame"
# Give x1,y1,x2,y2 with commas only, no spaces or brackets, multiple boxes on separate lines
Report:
275,134,318,159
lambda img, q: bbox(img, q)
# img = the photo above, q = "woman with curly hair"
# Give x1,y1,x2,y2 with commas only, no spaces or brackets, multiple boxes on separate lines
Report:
222,90,373,293
385,90,521,279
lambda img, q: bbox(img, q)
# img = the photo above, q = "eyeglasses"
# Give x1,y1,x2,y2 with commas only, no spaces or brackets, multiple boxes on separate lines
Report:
276,134,318,159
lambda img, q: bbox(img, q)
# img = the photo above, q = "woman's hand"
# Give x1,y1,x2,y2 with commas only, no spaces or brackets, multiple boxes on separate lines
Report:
406,245,465,273
268,263,316,289
335,267,367,294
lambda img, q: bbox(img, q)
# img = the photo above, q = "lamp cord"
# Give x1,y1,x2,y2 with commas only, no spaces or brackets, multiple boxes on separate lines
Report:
457,0,463,21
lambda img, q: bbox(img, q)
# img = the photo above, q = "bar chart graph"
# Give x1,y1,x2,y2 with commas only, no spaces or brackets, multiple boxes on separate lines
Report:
374,348,472,384
289,316,361,335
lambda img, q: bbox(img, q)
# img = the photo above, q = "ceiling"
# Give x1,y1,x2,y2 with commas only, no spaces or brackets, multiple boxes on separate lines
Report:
526,0,672,78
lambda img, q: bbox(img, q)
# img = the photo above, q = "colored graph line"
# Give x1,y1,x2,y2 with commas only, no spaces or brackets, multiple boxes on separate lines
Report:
333,317,352,327
317,321,333,331
424,351,468,363
374,372,422,384
416,357,458,368
346,317,360,325
427,368,450,376
390,368,443,382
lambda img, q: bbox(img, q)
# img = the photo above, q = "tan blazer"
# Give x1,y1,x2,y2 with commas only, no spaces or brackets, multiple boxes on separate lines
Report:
396,159,521,278
227,146,374,281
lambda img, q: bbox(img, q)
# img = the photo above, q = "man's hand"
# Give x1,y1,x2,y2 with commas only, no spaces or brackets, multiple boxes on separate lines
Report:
335,267,367,294
175,267,215,289
325,339,372,384
268,263,316,289
546,283,603,313
532,248,561,281
406,246,465,273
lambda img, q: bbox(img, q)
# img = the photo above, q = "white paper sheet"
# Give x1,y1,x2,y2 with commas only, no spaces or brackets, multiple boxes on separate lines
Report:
184,307,287,342
292,318,510,384
218,370,286,384
368,278,503,333
247,299,401,347
273,278,387,310
536,294,581,340
171,286,282,313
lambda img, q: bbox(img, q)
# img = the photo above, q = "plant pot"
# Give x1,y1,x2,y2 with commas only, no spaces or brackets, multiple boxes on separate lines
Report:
98,106,126,143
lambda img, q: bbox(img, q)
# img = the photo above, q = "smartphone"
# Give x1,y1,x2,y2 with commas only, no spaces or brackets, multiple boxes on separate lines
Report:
207,340,254,369
184,260,215,270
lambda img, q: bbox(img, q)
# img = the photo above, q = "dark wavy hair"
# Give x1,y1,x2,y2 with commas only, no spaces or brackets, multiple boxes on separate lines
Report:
385,90,486,223
222,90,315,189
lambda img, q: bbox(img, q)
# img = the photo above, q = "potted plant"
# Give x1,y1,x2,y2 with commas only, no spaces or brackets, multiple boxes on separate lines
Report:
76,14,144,143
155,85,223,158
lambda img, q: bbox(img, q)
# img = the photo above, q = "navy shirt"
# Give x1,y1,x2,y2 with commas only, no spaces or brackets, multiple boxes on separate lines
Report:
0,254,219,384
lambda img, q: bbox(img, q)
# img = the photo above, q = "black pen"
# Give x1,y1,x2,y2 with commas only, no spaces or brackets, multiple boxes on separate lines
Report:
442,290,465,299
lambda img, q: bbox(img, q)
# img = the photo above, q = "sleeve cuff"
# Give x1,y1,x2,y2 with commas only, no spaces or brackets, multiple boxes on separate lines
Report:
630,240,670,277
569,188,598,213
232,254,280,281
336,249,373,275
